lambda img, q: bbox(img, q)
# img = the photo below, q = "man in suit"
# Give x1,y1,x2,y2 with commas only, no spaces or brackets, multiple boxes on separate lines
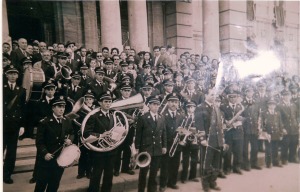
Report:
116,61,134,86
75,47,91,67
198,88,224,192
32,42,47,64
180,77,204,105
152,46,167,67
65,48,80,72
3,65,26,184
87,67,109,103
33,50,57,81
278,90,299,164
79,64,92,88
135,96,167,192
104,58,117,80
66,71,84,102
34,96,74,192
83,91,118,192
159,93,184,191
220,90,244,175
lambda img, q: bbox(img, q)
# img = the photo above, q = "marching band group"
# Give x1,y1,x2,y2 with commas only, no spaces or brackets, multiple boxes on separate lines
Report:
3,39,300,192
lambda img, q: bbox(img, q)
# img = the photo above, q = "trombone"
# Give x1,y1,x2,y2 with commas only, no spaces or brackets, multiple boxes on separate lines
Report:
169,118,186,157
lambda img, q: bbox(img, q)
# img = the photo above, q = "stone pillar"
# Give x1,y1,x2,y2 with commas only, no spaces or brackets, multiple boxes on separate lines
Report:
148,1,164,50
2,0,11,44
128,0,149,52
192,0,202,54
82,1,99,51
202,0,220,59
99,0,122,51
219,1,247,56
165,1,193,56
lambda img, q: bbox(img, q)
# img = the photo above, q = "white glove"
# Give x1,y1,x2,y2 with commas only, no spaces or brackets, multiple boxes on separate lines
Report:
200,140,208,146
19,127,25,136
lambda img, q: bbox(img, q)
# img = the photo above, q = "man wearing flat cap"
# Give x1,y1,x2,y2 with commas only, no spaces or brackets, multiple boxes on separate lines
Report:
135,95,167,192
3,65,26,184
35,96,74,191
83,91,118,192
159,93,184,191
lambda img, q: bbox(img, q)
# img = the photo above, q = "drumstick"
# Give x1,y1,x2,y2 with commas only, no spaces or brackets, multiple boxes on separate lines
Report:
52,134,70,155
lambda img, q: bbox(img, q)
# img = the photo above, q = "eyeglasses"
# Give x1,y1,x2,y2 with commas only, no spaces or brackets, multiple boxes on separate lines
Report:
48,49,53,51
103,51,108,53
114,59,119,61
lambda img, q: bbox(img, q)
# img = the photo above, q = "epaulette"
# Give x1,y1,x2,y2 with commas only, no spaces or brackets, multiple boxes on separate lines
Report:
39,117,47,123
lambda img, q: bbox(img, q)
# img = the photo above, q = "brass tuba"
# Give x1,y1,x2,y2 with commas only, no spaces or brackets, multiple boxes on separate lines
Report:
80,94,144,152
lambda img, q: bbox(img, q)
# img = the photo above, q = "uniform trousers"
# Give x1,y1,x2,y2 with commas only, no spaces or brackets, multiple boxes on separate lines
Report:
265,140,280,166
138,156,161,192
181,145,199,181
3,130,19,179
78,145,91,176
223,131,243,172
243,134,259,168
281,134,299,163
88,152,116,192
34,162,64,192
114,142,131,173
159,150,181,188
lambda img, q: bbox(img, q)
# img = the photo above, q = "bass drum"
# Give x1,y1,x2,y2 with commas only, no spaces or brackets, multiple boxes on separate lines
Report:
22,67,45,101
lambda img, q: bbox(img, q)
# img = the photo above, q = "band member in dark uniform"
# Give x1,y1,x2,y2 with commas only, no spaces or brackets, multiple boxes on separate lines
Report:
3,65,26,184
83,91,117,192
159,93,184,191
220,90,244,175
262,99,284,168
198,88,223,192
135,96,167,192
34,96,74,192
113,83,136,176
66,71,85,102
180,100,200,183
76,90,97,179
87,67,109,99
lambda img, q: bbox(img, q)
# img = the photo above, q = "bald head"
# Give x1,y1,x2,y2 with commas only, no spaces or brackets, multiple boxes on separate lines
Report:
18,38,27,50
39,42,47,52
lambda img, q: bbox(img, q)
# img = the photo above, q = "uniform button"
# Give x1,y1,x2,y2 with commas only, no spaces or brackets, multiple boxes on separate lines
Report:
13,116,15,117
56,137,59,139
217,131,218,134
153,136,155,138
59,143,61,145
153,142,155,144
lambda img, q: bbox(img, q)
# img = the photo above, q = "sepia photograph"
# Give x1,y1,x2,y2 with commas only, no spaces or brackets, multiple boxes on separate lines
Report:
1,0,300,191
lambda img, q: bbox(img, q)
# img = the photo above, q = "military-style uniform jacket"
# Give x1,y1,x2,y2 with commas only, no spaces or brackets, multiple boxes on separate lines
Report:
196,102,224,148
220,102,244,140
261,110,283,140
87,79,109,99
161,110,185,152
36,115,74,167
66,84,84,102
3,82,26,133
135,112,167,156
241,97,259,135
34,96,54,127
180,89,204,105
278,101,299,135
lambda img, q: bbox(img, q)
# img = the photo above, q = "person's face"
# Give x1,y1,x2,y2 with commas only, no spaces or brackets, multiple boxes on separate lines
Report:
58,45,65,52
6,72,18,83
58,57,67,65
144,53,150,60
112,49,118,56
81,48,87,56
169,47,175,54
153,49,160,57
33,46,39,54
85,97,94,106
113,56,120,65
164,73,172,80
205,89,216,103
144,67,151,74
142,88,152,97
81,69,88,75
26,45,33,55
45,87,56,97
187,81,195,90
160,48,166,54
245,89,254,98
130,50,135,56
105,63,113,70
12,44,19,50
102,49,109,57
42,52,51,62
128,64,134,70
48,46,54,56
128,56,134,62
53,43,58,51
198,79,205,86
149,103,159,113
3,57,11,68
121,89,132,98
268,104,276,111
164,85,174,93
39,43,47,52
258,85,266,92
95,73,104,81
99,99,112,111
202,56,208,63
90,60,96,68
195,56,200,62
67,44,75,51
19,39,27,50
52,104,65,117
228,95,238,104
96,53,103,61
124,46,131,54
175,75,182,82
167,100,179,111
180,56,186,63
3,44,10,53
71,77,81,86
121,66,128,72
282,94,291,102
187,58,192,64
120,52,127,60
187,106,195,114
185,53,190,58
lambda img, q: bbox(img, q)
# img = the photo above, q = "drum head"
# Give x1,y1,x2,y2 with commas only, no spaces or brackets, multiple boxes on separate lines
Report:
22,67,45,101
57,145,80,168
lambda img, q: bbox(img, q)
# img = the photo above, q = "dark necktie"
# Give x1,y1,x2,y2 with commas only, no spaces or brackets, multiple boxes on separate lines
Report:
232,105,235,111
10,84,14,91
172,112,175,119
154,115,157,122
106,113,110,119
57,117,62,124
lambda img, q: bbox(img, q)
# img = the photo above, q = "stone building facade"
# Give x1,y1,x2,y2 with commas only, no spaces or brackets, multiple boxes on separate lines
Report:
3,0,300,75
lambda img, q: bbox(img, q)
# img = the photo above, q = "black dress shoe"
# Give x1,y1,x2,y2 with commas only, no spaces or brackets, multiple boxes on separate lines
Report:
266,164,271,168
252,165,262,170
4,177,13,184
242,167,250,171
159,187,166,192
86,173,91,179
273,164,282,168
282,160,287,165
218,172,226,178
114,171,119,176
189,178,199,182
167,185,179,189
29,177,36,184
121,170,135,175
181,180,185,184
76,174,85,179
233,169,242,175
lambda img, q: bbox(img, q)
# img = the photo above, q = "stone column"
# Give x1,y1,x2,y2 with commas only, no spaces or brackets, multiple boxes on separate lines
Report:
2,0,11,44
99,0,122,51
128,0,149,52
82,1,99,51
202,0,220,59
